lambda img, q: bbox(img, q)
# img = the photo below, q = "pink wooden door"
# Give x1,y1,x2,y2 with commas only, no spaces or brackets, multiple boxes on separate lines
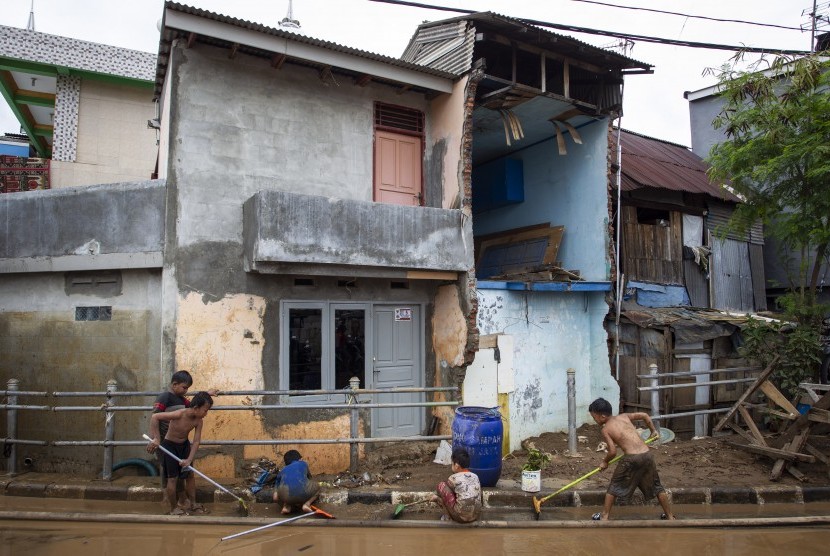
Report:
374,130,422,206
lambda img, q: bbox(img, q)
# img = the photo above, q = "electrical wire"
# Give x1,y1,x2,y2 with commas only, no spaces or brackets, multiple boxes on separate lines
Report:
368,0,812,55
566,0,803,31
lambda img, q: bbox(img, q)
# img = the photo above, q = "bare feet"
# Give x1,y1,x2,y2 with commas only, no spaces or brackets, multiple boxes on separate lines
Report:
281,505,291,515
302,504,313,513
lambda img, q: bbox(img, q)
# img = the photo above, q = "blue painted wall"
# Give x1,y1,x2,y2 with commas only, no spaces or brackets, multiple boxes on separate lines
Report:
477,288,619,444
473,119,611,281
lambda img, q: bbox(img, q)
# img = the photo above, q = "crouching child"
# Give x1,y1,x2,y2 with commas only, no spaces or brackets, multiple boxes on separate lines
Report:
431,447,482,523
273,450,320,514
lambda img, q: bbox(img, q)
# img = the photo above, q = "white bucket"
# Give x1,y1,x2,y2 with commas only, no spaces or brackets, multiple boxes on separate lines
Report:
521,470,541,492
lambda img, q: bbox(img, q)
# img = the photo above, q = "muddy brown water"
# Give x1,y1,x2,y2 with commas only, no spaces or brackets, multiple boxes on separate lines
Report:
1,496,829,555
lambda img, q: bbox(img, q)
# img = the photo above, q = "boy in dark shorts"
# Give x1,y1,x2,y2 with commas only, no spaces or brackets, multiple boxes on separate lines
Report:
273,450,320,514
146,391,213,515
152,371,193,509
588,397,675,521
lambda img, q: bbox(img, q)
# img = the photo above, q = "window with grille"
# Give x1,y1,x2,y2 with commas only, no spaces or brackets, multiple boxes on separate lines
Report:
374,102,424,134
75,306,112,321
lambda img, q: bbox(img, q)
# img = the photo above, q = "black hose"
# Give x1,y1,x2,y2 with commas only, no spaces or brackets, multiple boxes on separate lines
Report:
111,458,158,476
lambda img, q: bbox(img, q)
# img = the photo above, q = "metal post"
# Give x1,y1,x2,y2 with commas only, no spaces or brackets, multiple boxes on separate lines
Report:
102,379,117,481
649,363,661,445
566,368,577,455
6,379,18,475
348,376,360,474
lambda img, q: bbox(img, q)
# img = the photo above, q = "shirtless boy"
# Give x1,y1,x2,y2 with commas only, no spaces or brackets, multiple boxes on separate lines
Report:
588,397,675,521
146,391,213,515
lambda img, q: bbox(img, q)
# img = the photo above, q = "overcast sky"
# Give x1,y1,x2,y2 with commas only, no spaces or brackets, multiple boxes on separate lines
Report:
0,0,817,148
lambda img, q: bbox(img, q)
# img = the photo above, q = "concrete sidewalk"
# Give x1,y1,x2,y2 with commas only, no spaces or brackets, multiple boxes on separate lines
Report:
2,472,830,508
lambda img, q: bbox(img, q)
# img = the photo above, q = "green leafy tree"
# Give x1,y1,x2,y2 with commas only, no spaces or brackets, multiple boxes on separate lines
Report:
706,52,830,299
706,52,830,392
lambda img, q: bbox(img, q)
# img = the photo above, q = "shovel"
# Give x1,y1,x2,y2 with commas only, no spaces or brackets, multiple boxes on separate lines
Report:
390,498,431,519
143,434,249,515
532,435,656,519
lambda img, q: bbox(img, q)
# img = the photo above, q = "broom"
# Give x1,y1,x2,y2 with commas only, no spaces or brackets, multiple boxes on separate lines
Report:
532,435,657,520
143,434,249,515
390,498,432,519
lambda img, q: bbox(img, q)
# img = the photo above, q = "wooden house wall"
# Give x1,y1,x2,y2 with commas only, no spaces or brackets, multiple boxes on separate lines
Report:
621,206,683,284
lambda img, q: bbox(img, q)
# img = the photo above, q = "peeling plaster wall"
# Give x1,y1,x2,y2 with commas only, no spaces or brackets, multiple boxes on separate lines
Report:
428,76,469,209
476,288,617,449
0,269,162,473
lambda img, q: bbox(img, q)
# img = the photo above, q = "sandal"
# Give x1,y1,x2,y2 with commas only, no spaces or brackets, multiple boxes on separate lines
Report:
187,504,210,515
591,512,603,521
167,507,187,516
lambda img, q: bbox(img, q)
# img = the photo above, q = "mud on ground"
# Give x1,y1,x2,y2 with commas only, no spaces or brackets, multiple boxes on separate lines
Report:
316,424,830,498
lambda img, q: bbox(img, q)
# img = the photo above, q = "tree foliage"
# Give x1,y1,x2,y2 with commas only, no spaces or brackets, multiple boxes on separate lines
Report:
706,52,830,295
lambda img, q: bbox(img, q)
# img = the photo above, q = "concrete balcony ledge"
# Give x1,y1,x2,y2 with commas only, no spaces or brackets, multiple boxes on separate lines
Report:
243,190,473,277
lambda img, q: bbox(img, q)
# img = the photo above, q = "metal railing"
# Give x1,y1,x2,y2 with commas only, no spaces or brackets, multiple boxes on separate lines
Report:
636,363,763,437
2,377,458,478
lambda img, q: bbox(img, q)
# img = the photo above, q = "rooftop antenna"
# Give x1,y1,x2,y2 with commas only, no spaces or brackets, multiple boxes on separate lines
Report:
279,0,301,29
26,0,35,31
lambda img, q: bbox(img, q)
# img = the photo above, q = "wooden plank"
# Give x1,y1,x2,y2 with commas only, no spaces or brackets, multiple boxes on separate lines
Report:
771,428,811,480
737,405,767,446
479,334,499,350
773,391,830,447
786,464,808,482
712,357,779,432
726,421,758,445
728,442,815,463
805,443,830,465
759,380,799,416
807,407,830,424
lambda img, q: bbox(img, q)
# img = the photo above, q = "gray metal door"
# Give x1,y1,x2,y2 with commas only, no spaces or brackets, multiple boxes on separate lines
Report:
711,238,754,311
372,305,423,438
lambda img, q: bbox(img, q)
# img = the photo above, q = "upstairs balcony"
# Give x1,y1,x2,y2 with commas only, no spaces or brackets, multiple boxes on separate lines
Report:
243,190,472,279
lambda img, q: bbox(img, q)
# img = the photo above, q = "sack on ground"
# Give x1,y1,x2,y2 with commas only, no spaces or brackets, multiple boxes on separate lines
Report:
433,440,453,465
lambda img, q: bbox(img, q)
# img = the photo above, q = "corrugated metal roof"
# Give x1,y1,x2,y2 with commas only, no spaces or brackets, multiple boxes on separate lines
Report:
156,2,457,97
614,129,740,202
408,11,651,73
401,20,475,76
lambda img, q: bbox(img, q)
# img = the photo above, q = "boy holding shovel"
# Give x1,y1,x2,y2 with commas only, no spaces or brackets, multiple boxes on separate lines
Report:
146,391,213,515
588,397,675,521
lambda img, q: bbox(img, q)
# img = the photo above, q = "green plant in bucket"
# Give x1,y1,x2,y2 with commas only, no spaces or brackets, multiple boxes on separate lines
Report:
522,448,551,472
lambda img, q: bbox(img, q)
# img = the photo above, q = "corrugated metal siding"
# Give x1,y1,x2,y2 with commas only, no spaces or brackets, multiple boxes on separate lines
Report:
706,201,764,245
683,260,710,308
749,243,767,311
401,21,475,75
711,238,754,312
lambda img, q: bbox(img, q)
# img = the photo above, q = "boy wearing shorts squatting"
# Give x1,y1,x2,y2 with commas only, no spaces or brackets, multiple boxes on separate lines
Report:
588,397,675,521
273,450,320,514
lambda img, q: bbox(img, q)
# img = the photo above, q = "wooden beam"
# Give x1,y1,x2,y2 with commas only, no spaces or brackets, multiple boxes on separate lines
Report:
737,405,767,446
712,356,779,432
405,270,457,281
479,334,499,350
759,380,799,417
805,443,830,465
186,32,197,48
271,54,287,69
728,442,815,463
396,84,412,95
726,421,758,445
229,42,240,59
807,407,830,424
487,33,610,75
14,89,55,107
563,61,570,99
355,74,372,87
33,123,53,136
771,428,810,480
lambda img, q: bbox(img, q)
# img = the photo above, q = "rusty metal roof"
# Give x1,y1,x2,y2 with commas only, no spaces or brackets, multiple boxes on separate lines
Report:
614,129,739,202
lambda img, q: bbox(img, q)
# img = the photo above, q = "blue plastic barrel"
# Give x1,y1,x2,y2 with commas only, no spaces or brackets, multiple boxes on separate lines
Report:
451,406,503,487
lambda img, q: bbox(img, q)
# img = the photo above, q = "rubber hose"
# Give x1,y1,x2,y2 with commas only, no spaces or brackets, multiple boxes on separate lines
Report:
111,458,158,476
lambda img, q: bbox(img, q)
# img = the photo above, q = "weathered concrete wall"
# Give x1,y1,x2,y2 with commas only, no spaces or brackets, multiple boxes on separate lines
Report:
688,95,725,158
472,119,611,281
0,181,165,272
171,44,433,246
0,268,162,474
51,80,157,187
428,76,469,209
244,190,471,272
476,288,618,447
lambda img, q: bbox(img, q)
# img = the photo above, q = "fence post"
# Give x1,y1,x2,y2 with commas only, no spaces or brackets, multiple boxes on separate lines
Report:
102,379,117,481
5,378,18,475
348,376,360,474
648,363,661,445
566,368,577,455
